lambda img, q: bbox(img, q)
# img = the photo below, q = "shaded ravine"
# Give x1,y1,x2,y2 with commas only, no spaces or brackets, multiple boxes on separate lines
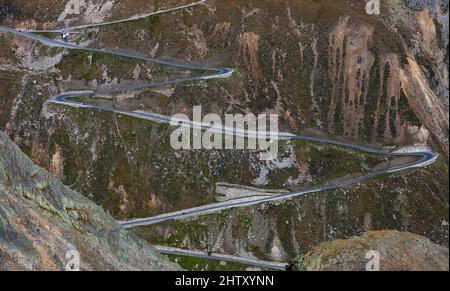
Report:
0,0,439,271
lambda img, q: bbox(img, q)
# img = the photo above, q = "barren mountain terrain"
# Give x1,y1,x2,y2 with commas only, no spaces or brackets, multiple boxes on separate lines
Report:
0,0,448,270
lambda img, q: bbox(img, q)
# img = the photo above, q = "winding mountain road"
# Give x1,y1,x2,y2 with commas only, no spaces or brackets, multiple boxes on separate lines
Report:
0,0,439,271
154,246,288,270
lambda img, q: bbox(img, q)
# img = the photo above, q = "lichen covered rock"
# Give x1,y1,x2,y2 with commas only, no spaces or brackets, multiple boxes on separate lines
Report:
0,131,178,271
295,231,449,271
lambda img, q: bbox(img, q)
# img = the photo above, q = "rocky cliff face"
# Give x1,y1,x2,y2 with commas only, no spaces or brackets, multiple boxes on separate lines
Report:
1,1,448,152
294,230,449,271
0,131,177,271
0,0,448,268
